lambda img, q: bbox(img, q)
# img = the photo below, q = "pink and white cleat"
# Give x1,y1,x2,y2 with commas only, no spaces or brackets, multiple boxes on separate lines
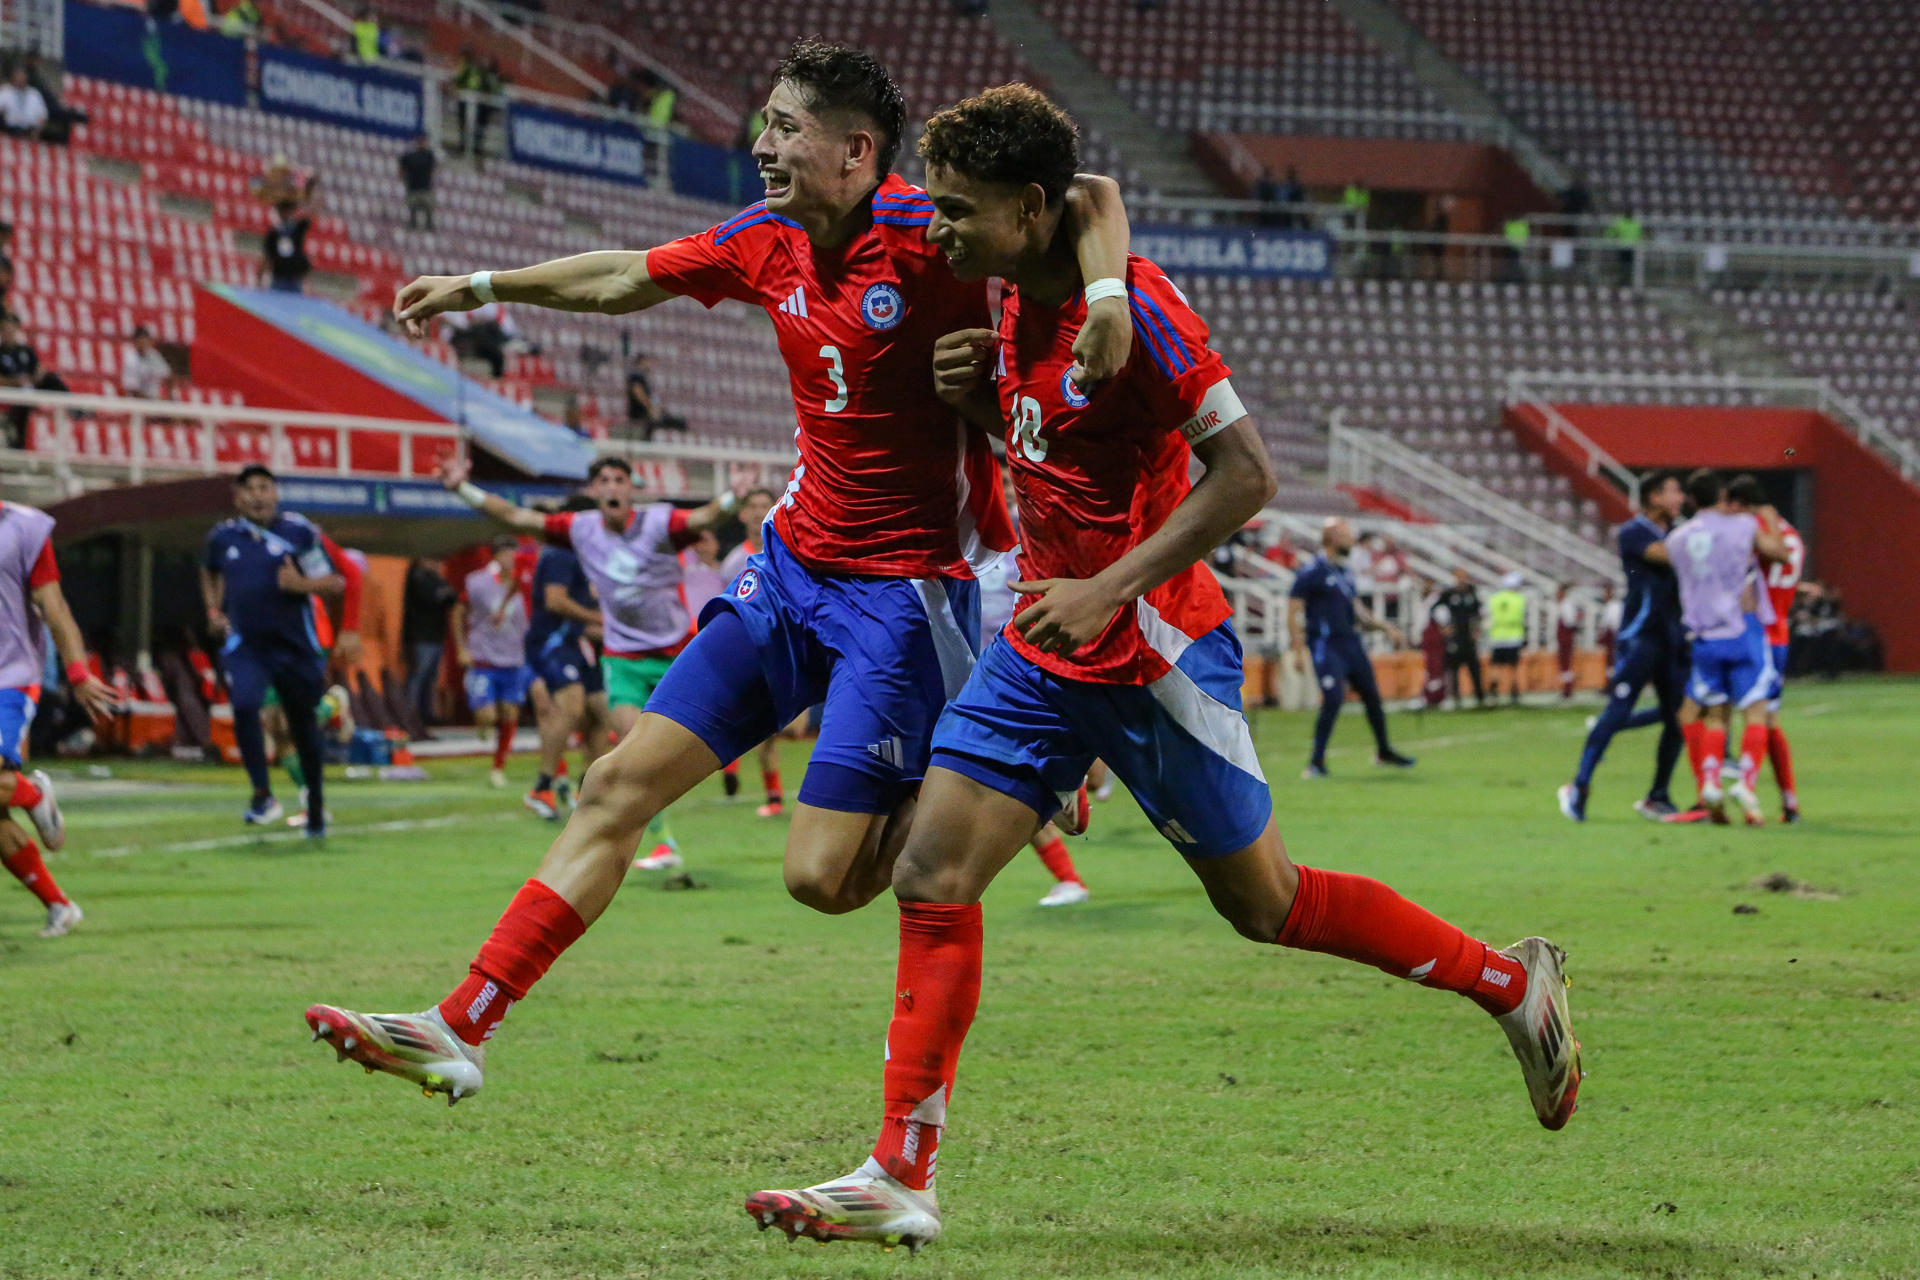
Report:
745,1158,941,1254
304,1004,485,1105
634,841,683,871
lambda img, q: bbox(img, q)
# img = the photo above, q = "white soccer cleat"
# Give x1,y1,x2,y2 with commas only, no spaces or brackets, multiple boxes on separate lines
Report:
1494,936,1583,1131
488,768,507,789
634,842,682,871
1038,880,1090,907
744,1158,941,1254
1699,777,1726,823
39,900,82,938
25,769,65,851
1728,780,1765,826
304,1004,485,1105
1092,780,1114,802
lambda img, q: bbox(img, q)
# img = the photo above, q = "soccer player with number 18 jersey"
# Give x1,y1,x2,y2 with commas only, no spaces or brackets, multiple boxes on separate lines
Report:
302,41,1134,1104
744,86,1583,1254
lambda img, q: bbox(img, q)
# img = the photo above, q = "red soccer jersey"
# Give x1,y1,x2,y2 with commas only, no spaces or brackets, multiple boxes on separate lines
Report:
994,255,1245,684
1763,519,1804,647
645,175,1012,580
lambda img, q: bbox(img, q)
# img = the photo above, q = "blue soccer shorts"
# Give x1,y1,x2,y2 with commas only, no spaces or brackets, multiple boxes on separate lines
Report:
929,623,1272,859
1688,620,1773,709
1764,642,1788,710
531,638,603,696
0,687,38,770
644,526,980,815
465,663,532,711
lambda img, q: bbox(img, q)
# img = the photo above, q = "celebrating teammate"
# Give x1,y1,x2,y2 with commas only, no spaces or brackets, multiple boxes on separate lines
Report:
439,455,732,867
0,501,115,937
303,40,1132,1104
1289,517,1416,778
201,466,347,838
1557,471,1688,823
716,488,787,816
1665,471,1791,825
453,534,533,790
1727,475,1804,822
743,86,1580,1253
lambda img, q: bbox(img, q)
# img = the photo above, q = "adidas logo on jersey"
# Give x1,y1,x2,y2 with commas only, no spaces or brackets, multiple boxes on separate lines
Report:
778,286,809,317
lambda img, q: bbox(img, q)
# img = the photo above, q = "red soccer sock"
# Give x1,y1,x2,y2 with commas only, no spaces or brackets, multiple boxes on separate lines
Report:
491,719,514,771
872,901,982,1191
1767,725,1797,806
1033,836,1081,885
437,879,587,1046
1737,723,1769,792
763,768,783,804
721,760,739,779
2,840,66,908
555,757,569,779
1278,865,1526,1016
1700,726,1728,790
7,771,42,811
1682,720,1707,791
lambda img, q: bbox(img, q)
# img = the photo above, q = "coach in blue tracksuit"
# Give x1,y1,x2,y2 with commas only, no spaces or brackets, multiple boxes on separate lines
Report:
200,465,343,836
1289,518,1417,779
1557,470,1689,822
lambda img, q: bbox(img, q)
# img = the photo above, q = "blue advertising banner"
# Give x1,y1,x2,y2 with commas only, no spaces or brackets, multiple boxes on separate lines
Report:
257,45,424,138
64,1,247,106
506,101,649,187
669,138,761,207
1131,225,1334,279
276,478,573,519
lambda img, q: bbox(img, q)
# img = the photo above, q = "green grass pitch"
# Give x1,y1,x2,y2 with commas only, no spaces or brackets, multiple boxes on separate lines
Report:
3,679,1916,1279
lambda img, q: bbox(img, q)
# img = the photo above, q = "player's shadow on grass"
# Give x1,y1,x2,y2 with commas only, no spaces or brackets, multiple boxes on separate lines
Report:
1047,1213,1759,1277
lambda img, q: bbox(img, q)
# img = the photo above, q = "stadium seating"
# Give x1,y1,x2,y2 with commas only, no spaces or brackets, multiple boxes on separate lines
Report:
1037,0,1454,140
1394,0,1854,223
1178,275,1725,541
1714,287,1920,442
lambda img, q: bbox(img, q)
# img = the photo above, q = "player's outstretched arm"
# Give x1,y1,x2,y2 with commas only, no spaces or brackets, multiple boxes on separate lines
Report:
1064,174,1132,385
439,455,548,533
393,250,677,337
33,579,117,721
1014,418,1276,654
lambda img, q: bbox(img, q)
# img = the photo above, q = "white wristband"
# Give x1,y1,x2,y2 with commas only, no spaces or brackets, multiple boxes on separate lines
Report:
468,270,497,304
456,481,488,509
1082,276,1127,305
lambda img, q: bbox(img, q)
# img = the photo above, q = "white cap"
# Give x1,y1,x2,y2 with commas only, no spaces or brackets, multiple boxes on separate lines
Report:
1501,571,1525,589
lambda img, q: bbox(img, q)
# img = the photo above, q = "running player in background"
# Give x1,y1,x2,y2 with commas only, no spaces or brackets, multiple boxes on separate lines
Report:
454,534,532,790
1666,470,1790,825
1289,518,1415,778
0,501,116,937
523,496,609,820
1558,471,1688,823
1726,475,1803,822
716,487,788,815
745,87,1580,1251
201,466,346,837
304,39,1133,1103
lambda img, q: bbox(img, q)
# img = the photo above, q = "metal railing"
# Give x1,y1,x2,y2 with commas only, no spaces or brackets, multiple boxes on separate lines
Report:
1507,370,1920,486
1190,101,1500,141
471,2,735,129
1328,415,1625,583
1490,382,1643,509
1527,211,1920,249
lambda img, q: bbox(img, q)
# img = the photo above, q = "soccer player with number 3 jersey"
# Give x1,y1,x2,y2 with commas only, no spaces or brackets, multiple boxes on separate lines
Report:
742,86,1583,1254
302,41,1135,1104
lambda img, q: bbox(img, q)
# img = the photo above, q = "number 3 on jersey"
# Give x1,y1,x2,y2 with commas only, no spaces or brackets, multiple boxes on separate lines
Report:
821,345,849,413
1013,394,1049,462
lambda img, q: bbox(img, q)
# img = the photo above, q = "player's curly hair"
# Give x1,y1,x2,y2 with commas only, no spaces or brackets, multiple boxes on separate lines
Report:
773,38,906,175
919,84,1080,205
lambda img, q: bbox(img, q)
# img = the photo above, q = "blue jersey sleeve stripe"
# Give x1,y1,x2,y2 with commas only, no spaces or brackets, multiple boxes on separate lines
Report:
1129,289,1196,371
1129,296,1192,375
714,203,768,236
1128,300,1180,379
715,213,773,245
873,195,934,207
873,214,933,226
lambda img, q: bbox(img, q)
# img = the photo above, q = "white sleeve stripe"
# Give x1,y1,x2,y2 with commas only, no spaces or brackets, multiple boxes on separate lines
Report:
1179,379,1247,445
